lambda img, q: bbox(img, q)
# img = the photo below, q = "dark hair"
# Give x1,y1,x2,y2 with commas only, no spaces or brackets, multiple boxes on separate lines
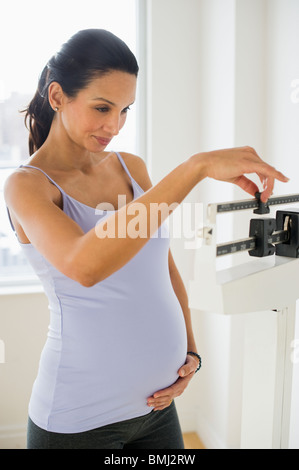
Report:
24,29,139,155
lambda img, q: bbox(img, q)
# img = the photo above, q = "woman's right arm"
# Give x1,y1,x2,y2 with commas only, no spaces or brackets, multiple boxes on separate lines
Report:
4,147,289,287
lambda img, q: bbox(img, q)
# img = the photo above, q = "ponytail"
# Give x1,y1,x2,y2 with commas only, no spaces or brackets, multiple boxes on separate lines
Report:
23,29,139,155
24,65,55,155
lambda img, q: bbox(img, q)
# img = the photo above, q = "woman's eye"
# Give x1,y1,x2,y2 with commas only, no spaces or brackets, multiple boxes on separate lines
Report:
96,107,109,113
96,106,131,114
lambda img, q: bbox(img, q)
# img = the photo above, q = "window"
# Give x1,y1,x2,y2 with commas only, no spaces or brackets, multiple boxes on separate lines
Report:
0,0,139,285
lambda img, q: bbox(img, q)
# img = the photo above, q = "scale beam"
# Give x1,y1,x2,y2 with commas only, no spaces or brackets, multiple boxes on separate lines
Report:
203,193,299,259
215,193,299,214
216,229,289,257
190,192,299,313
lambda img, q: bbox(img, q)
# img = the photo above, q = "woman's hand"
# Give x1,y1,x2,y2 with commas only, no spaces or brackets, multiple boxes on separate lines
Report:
196,146,289,202
147,355,199,411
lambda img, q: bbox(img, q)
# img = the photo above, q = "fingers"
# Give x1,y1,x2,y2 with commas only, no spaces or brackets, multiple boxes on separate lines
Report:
234,174,273,202
178,357,197,377
147,395,173,411
256,163,289,202
147,379,186,411
147,358,197,411
259,176,274,202
147,387,173,411
233,175,260,198
203,146,289,198
246,149,289,188
234,165,289,202
255,164,289,186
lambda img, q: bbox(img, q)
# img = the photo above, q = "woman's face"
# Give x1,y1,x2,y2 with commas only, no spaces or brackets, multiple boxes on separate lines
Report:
55,70,137,153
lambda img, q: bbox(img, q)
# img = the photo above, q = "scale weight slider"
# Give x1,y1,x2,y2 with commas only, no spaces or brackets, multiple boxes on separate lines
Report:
249,218,276,257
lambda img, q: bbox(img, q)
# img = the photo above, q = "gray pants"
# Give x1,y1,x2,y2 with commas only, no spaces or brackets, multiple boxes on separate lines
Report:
27,401,184,449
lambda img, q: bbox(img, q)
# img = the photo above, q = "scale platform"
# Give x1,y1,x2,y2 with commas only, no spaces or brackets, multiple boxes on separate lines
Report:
189,248,299,314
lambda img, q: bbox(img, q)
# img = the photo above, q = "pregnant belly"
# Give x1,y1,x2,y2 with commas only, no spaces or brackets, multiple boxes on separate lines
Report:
33,294,187,431
84,301,187,392
59,294,188,400
142,315,187,393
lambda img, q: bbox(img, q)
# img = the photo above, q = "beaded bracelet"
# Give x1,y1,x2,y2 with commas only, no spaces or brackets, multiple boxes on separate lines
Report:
187,351,202,373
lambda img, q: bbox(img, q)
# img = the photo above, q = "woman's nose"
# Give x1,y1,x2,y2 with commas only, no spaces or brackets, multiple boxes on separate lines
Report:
103,114,121,136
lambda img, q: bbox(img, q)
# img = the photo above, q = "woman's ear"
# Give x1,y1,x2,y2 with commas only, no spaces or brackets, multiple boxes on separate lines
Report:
48,82,64,112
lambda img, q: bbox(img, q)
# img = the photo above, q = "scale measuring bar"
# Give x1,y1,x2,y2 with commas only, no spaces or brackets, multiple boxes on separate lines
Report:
215,193,299,214
210,193,299,258
217,230,289,257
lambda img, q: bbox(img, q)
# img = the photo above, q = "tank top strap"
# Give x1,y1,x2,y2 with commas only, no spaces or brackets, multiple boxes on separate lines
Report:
7,165,66,234
115,152,134,180
114,152,144,196
20,165,66,193
6,207,16,232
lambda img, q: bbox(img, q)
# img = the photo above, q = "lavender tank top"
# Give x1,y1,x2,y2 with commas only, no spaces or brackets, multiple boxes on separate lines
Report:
14,152,187,433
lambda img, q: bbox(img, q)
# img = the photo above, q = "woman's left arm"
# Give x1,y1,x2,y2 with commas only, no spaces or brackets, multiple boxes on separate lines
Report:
146,250,200,411
168,249,198,357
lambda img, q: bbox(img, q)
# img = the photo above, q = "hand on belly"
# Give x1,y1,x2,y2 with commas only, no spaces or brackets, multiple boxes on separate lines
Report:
146,354,198,411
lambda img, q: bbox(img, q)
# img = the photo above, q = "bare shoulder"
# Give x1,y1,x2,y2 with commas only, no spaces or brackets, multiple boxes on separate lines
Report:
4,167,40,198
4,167,56,207
119,152,152,192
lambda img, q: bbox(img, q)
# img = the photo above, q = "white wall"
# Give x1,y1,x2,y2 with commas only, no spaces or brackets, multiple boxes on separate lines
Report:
0,291,49,448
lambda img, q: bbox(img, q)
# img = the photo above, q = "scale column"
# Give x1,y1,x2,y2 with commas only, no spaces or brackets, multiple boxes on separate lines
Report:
272,304,296,449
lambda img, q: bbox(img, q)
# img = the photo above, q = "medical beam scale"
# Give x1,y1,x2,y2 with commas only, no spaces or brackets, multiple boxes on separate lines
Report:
189,192,299,449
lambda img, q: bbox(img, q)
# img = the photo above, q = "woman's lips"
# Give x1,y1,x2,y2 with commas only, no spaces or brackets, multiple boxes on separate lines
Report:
94,136,112,146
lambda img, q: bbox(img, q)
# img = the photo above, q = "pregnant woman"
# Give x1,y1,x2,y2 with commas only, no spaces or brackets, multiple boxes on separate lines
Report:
4,29,288,449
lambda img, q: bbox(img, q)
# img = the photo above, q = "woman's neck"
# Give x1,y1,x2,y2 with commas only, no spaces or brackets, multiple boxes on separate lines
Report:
32,124,100,172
